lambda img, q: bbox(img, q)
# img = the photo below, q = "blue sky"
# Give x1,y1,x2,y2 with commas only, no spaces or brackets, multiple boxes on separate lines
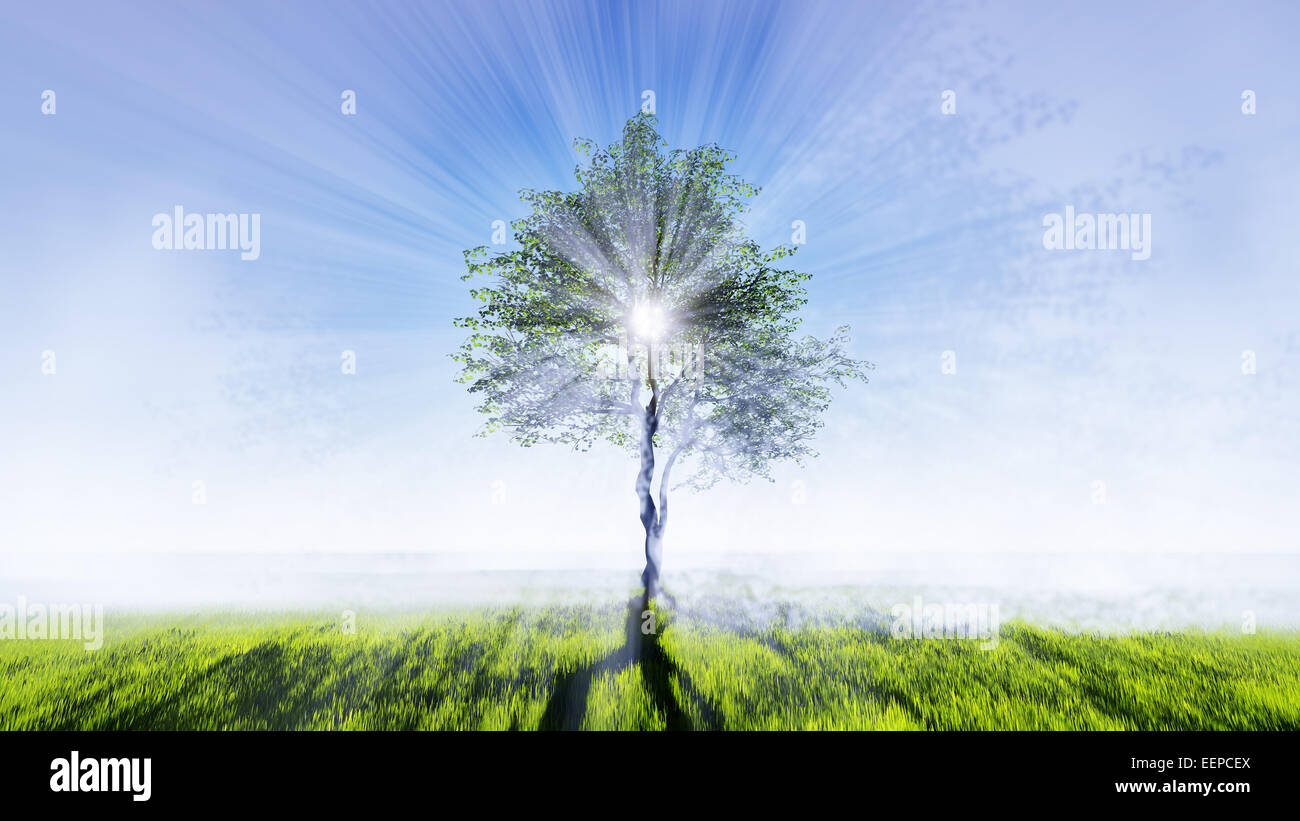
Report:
1,0,1298,567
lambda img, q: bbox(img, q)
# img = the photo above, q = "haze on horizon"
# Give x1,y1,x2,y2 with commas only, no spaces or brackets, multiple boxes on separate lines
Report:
1,1,1297,608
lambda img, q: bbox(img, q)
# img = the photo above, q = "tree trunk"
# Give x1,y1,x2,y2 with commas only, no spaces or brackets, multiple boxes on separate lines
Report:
642,526,664,600
636,400,663,599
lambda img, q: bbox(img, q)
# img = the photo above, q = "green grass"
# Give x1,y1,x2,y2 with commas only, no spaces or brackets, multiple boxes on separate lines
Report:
2,602,1297,730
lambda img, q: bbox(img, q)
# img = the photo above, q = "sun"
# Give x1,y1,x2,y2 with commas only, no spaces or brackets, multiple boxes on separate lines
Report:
630,303,666,341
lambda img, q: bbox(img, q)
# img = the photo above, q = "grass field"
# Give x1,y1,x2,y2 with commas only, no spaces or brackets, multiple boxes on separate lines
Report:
2,599,1298,730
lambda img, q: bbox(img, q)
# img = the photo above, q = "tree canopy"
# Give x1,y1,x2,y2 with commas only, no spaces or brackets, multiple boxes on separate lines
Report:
454,113,870,497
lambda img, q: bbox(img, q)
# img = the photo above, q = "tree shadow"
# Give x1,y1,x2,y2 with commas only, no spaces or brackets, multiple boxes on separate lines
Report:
103,640,349,730
538,593,712,730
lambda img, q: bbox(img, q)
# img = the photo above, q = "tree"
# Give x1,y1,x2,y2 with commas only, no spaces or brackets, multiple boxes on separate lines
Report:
454,114,870,599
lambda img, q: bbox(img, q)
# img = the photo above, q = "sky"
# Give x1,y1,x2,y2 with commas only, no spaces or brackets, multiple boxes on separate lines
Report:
1,0,1298,576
